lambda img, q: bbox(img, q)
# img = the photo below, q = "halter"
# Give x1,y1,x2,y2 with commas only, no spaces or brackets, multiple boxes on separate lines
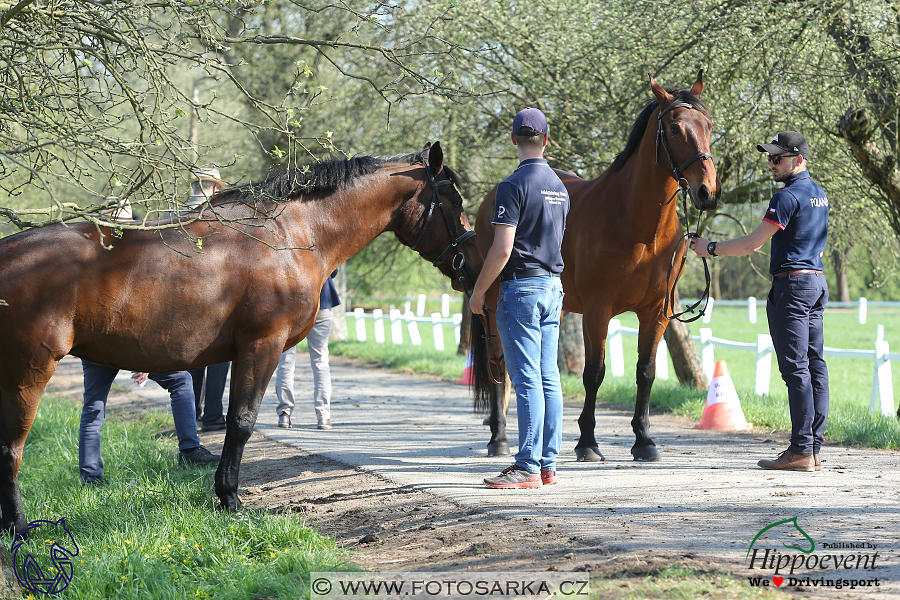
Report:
411,157,477,296
655,100,714,323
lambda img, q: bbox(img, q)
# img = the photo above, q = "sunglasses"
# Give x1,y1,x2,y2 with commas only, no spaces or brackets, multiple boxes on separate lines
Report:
767,154,798,165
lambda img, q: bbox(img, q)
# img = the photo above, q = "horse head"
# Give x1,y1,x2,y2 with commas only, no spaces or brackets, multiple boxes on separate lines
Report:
650,70,721,212
402,141,483,296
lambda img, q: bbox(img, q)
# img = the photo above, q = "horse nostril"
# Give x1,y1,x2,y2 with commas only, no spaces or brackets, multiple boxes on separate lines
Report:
697,184,714,207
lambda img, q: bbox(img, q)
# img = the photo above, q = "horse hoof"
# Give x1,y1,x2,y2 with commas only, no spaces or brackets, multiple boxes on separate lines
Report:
482,417,490,426
575,447,605,462
487,441,510,456
632,445,660,461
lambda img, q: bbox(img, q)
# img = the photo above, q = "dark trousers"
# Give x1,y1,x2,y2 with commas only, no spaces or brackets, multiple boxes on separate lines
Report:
767,272,829,455
188,362,229,425
79,361,200,482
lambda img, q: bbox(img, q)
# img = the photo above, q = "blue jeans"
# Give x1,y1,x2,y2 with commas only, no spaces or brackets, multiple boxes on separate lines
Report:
767,272,829,455
495,275,564,473
79,361,200,482
189,362,229,425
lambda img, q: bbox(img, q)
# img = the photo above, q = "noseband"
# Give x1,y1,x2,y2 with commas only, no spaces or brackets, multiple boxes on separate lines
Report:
410,158,477,295
655,100,714,323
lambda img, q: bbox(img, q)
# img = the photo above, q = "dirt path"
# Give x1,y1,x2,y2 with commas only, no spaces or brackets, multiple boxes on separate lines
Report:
45,356,900,599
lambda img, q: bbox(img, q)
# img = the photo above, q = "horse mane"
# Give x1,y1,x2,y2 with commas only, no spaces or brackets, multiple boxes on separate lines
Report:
221,147,459,204
609,89,710,173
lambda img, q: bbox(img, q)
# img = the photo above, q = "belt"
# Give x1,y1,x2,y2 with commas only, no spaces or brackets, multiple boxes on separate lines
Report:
499,268,560,282
773,269,823,280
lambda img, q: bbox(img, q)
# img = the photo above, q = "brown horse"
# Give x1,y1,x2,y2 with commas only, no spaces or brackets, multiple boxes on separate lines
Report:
471,72,720,460
0,142,481,535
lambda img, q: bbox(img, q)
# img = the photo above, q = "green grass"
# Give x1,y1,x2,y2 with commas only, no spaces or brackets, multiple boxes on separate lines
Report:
335,308,900,450
588,564,792,599
3,398,351,600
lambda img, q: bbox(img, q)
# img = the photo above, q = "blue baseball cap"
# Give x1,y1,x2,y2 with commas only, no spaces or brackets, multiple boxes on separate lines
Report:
512,108,548,137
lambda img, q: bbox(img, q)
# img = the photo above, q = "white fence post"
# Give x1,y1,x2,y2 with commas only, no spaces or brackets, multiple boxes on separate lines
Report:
416,294,426,316
700,328,714,379
453,313,463,346
390,309,403,344
404,310,422,345
859,297,867,324
748,296,757,324
870,340,895,416
755,333,773,395
703,297,715,323
608,319,625,377
431,313,445,351
354,307,366,342
373,309,385,343
441,294,450,318
656,339,668,380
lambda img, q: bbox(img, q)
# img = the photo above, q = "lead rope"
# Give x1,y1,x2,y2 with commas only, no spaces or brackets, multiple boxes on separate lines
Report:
663,181,712,323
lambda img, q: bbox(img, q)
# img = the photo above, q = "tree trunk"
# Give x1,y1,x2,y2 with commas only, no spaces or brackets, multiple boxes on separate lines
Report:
831,247,852,303
0,545,22,599
457,295,471,355
330,263,348,341
663,288,710,389
557,312,585,376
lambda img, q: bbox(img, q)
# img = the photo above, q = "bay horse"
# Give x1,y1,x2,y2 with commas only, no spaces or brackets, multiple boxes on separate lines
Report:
0,142,481,536
471,72,720,460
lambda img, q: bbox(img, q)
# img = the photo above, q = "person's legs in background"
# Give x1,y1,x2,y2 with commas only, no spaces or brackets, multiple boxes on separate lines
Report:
307,308,334,429
148,371,219,466
275,347,297,428
79,361,119,484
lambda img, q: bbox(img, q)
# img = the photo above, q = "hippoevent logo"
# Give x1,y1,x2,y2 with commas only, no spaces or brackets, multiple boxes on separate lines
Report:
746,517,881,591
10,518,80,595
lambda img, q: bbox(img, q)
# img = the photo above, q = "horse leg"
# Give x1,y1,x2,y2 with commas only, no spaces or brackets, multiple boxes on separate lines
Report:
486,369,510,457
575,310,609,461
0,367,55,536
631,312,666,461
214,342,283,511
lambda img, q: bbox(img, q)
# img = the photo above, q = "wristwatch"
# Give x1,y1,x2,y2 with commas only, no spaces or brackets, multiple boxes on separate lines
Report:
707,241,718,257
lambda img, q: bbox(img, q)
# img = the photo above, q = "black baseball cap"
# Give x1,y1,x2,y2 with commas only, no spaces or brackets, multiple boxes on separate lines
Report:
757,131,809,159
512,107,548,137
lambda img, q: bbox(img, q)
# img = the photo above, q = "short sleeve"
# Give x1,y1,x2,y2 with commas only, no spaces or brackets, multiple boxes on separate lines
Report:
493,181,521,227
763,189,798,231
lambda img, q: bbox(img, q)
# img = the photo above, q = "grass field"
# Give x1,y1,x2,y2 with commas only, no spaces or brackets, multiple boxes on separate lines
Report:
2,399,350,599
334,306,900,449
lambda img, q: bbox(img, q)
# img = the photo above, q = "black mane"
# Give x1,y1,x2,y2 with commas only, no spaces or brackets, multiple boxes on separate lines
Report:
222,147,458,203
609,89,709,173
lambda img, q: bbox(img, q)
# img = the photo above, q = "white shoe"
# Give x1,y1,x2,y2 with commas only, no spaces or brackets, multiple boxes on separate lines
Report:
278,412,292,428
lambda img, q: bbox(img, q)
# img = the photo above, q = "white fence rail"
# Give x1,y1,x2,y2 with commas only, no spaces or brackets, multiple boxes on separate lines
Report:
607,319,897,417
351,306,463,352
684,296,900,325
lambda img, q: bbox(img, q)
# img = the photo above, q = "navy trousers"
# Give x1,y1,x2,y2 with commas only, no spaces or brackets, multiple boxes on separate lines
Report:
188,362,229,425
79,361,200,482
766,272,830,455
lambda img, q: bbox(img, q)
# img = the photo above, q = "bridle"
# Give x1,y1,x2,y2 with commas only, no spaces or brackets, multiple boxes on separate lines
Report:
656,100,714,323
411,157,477,295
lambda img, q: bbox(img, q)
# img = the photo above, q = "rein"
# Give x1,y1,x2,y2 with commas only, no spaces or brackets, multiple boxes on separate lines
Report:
655,100,713,323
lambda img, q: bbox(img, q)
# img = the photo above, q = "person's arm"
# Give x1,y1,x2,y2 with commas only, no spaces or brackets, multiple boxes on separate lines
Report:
469,224,516,315
690,220,780,258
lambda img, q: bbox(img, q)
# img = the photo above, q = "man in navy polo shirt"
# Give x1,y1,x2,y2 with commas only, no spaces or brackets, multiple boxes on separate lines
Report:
690,131,829,472
471,107,569,488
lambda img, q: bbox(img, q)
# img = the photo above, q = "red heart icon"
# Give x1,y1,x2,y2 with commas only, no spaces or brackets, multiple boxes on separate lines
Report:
773,577,784,586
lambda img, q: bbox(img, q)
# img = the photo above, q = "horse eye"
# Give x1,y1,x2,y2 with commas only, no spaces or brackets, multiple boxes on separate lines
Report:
669,124,681,135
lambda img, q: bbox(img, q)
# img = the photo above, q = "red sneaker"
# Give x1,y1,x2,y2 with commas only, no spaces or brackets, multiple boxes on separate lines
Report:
541,470,558,485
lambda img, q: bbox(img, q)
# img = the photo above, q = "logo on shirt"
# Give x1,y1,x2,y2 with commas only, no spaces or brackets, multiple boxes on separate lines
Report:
497,206,507,219
768,208,776,214
810,197,829,207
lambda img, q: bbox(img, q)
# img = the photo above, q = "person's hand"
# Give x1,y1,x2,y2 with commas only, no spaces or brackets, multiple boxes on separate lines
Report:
689,236,711,258
131,372,149,385
470,291,487,316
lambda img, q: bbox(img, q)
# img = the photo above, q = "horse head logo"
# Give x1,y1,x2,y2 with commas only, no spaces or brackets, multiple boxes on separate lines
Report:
747,516,815,559
10,517,80,595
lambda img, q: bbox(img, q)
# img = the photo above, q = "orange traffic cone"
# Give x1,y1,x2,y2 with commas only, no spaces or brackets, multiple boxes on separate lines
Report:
457,349,474,385
695,360,750,430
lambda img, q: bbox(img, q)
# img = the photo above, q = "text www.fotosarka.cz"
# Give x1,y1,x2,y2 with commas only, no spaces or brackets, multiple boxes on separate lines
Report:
310,572,591,599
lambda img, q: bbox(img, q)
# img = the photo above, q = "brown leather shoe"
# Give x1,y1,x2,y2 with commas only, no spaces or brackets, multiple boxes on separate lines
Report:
814,454,822,471
758,450,815,472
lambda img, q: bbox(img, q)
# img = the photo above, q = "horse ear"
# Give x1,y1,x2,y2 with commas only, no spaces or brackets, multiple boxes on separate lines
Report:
428,141,445,174
691,69,704,97
649,75,673,106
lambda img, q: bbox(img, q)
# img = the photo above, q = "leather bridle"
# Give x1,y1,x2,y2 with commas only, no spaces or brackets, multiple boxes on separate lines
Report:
655,100,714,323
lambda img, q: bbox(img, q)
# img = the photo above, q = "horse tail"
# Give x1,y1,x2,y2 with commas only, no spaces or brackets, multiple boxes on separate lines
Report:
470,310,493,414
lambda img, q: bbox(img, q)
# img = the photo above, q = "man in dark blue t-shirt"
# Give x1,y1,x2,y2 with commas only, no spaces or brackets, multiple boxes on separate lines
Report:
691,131,829,472
471,107,569,489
